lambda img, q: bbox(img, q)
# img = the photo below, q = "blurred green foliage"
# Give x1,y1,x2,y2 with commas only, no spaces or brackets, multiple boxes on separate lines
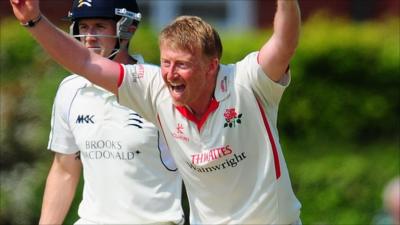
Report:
1,14,399,225
221,15,400,144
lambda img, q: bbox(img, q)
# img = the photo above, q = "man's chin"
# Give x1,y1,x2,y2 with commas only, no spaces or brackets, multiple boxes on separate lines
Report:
172,99,184,107
169,90,184,106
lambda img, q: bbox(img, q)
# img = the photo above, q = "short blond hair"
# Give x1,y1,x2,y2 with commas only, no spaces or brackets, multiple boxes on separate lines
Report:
159,16,222,59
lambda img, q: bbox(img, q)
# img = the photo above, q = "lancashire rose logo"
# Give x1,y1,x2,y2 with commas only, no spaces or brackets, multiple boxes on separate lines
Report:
223,108,242,128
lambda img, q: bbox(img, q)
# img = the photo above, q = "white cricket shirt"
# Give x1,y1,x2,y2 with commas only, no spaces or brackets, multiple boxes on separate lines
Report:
48,55,184,224
118,52,301,224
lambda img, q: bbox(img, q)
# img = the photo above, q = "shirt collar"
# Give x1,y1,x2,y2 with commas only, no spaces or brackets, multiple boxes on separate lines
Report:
214,64,230,102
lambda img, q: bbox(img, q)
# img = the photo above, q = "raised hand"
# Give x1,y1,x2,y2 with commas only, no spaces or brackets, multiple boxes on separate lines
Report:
10,0,40,24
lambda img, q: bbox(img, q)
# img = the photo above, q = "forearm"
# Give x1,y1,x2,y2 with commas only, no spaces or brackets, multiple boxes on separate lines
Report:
273,0,301,55
28,15,118,93
259,0,301,80
39,180,77,224
10,0,88,75
39,155,81,224
10,0,120,94
28,15,92,78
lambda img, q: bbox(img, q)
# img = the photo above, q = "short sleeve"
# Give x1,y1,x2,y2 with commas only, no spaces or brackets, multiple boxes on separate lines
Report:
118,64,163,125
235,52,291,108
47,76,82,154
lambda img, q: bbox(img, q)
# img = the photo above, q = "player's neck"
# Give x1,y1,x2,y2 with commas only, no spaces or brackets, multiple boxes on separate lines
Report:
188,86,217,120
113,49,137,64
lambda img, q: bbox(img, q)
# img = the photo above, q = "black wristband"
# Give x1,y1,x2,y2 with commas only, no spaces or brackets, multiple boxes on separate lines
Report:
21,14,42,28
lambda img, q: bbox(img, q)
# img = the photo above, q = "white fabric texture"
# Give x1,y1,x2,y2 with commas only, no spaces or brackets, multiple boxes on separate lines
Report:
118,52,301,224
48,55,184,224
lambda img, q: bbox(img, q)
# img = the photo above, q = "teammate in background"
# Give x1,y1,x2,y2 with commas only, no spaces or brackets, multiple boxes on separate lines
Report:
11,0,301,224
37,0,184,224
373,177,400,225
383,177,400,225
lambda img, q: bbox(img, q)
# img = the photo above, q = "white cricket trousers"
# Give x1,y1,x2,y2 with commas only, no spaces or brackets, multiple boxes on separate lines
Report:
75,217,300,225
74,218,180,225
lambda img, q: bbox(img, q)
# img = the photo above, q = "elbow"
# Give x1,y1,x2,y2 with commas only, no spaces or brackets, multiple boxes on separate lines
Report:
287,25,301,52
279,37,299,61
289,40,299,58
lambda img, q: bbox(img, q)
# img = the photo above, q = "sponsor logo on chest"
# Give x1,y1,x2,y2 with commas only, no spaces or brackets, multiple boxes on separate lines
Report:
76,114,95,124
80,139,142,161
186,145,247,173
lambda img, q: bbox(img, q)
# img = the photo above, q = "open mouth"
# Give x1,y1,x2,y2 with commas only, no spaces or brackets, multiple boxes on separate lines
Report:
170,83,185,94
87,46,101,50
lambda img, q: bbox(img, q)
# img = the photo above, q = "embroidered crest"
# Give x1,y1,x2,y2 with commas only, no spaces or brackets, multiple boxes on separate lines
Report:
223,108,242,128
176,123,184,134
172,123,189,142
78,0,92,8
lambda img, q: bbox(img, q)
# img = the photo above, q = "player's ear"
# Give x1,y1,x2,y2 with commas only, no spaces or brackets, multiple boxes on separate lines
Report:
207,57,220,77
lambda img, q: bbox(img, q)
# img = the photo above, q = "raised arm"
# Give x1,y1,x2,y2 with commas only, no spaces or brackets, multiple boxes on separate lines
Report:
10,0,120,94
258,0,301,81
